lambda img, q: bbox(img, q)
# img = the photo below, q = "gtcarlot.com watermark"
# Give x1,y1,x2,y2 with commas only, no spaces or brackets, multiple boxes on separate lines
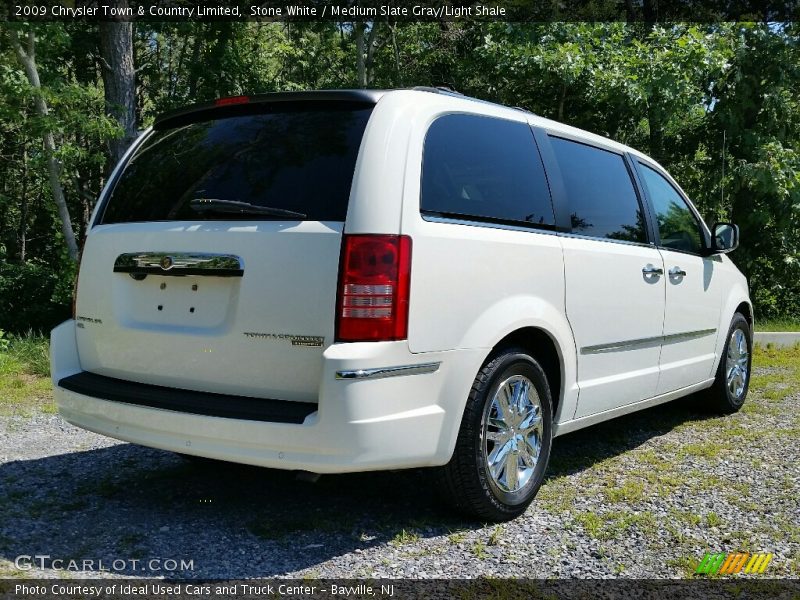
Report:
15,554,194,573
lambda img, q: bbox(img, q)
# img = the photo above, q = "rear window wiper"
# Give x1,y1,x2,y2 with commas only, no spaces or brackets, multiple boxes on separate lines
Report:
190,198,307,219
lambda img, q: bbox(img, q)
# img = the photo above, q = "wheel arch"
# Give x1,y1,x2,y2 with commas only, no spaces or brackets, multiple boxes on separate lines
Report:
435,298,579,464
488,327,565,422
711,289,753,378
735,300,754,331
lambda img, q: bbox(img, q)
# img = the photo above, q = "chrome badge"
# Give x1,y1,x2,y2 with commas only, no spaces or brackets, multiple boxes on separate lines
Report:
243,332,324,347
160,255,174,270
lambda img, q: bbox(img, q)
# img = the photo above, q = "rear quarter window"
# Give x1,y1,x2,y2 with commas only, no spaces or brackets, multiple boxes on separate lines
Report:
420,113,555,228
99,107,373,224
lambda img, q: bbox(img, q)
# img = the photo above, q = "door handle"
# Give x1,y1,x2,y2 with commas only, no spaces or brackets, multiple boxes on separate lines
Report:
642,265,664,276
669,267,687,278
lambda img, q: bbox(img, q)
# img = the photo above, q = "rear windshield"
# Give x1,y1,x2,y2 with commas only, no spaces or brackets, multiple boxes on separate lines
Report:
99,107,373,224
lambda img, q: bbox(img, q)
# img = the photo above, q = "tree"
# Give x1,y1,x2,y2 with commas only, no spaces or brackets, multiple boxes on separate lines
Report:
354,22,383,87
99,0,136,168
1,21,799,331
8,27,79,261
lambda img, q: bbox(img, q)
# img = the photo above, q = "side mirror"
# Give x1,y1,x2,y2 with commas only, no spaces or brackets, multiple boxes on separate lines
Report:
711,222,739,254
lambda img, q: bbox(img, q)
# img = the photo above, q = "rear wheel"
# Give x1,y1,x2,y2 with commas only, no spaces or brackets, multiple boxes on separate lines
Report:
705,312,752,413
437,347,553,521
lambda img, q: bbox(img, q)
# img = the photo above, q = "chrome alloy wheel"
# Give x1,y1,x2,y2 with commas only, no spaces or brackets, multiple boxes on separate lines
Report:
726,328,749,399
482,374,544,493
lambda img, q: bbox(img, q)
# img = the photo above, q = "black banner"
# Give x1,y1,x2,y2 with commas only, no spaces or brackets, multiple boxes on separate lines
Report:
3,0,800,22
2,579,800,600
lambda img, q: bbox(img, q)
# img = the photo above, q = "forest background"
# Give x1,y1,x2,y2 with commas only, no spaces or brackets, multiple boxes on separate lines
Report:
0,18,798,333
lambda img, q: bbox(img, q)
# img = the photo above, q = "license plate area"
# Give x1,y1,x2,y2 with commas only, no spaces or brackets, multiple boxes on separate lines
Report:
113,274,238,331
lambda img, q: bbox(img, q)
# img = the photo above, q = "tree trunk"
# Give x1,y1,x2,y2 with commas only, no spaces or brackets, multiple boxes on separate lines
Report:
188,26,203,99
354,23,381,88
390,22,403,87
364,22,380,86
173,31,189,101
99,0,137,169
19,145,28,263
9,28,79,261
355,23,366,88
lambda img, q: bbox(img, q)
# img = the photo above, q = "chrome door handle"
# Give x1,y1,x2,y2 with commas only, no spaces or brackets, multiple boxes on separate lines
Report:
642,265,664,276
669,267,687,278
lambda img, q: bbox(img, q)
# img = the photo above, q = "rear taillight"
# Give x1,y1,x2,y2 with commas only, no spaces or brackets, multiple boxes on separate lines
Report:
335,234,412,342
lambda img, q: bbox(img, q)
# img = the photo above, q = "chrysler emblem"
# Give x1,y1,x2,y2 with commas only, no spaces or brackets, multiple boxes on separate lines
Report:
160,256,174,270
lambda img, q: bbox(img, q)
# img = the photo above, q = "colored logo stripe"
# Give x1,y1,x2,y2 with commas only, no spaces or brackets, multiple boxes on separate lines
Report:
720,553,748,574
696,553,726,574
745,553,773,574
696,552,773,575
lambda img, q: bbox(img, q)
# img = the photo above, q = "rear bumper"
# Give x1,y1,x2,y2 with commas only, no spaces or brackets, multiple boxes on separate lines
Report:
50,320,485,473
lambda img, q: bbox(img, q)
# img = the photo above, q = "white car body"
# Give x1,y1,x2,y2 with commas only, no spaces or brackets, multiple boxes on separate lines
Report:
51,89,751,474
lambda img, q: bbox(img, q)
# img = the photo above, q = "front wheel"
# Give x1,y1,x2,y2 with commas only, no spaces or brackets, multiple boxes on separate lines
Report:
705,312,752,413
436,348,553,521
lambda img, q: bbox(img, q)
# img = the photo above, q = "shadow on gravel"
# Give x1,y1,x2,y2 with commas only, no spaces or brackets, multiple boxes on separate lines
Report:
0,393,713,578
548,392,716,478
0,443,469,578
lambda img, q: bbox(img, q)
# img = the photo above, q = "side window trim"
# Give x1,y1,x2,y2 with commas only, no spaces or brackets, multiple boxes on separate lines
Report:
631,158,711,255
419,113,557,232
622,152,659,246
543,131,653,246
530,126,571,233
419,209,559,232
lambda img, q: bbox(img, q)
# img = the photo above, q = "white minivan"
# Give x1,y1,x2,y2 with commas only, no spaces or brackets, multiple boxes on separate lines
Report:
51,88,752,520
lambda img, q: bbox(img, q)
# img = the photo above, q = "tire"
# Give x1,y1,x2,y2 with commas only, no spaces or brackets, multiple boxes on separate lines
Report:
705,312,752,414
436,347,553,521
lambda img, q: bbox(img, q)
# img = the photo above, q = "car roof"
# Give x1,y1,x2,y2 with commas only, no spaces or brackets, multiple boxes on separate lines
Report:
153,87,647,161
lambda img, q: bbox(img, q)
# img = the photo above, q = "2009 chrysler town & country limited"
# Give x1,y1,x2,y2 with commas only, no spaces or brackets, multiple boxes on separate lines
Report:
51,88,752,520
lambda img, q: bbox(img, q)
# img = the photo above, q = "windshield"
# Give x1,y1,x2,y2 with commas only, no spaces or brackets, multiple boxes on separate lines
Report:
98,106,373,223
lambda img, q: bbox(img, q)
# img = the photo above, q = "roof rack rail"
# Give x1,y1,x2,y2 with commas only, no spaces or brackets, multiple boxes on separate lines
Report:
411,86,538,117
412,86,464,96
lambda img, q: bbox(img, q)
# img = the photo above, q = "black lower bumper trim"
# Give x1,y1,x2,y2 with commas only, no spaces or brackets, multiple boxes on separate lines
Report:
58,371,317,424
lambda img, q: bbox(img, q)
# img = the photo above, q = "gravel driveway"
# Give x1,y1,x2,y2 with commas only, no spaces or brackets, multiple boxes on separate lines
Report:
0,366,798,580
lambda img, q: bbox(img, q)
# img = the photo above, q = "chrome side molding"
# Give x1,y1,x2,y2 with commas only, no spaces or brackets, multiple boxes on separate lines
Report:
582,328,717,355
336,362,441,380
114,252,244,277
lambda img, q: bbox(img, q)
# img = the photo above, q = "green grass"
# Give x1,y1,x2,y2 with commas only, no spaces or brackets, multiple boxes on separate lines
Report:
574,510,657,541
488,525,504,546
705,511,723,528
755,318,800,332
604,479,646,503
389,528,420,546
679,441,726,460
447,530,467,545
471,539,488,559
0,332,53,416
751,343,800,400
752,342,800,370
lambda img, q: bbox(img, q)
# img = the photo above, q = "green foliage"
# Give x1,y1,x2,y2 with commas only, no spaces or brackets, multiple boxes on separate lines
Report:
0,21,799,330
0,261,71,334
